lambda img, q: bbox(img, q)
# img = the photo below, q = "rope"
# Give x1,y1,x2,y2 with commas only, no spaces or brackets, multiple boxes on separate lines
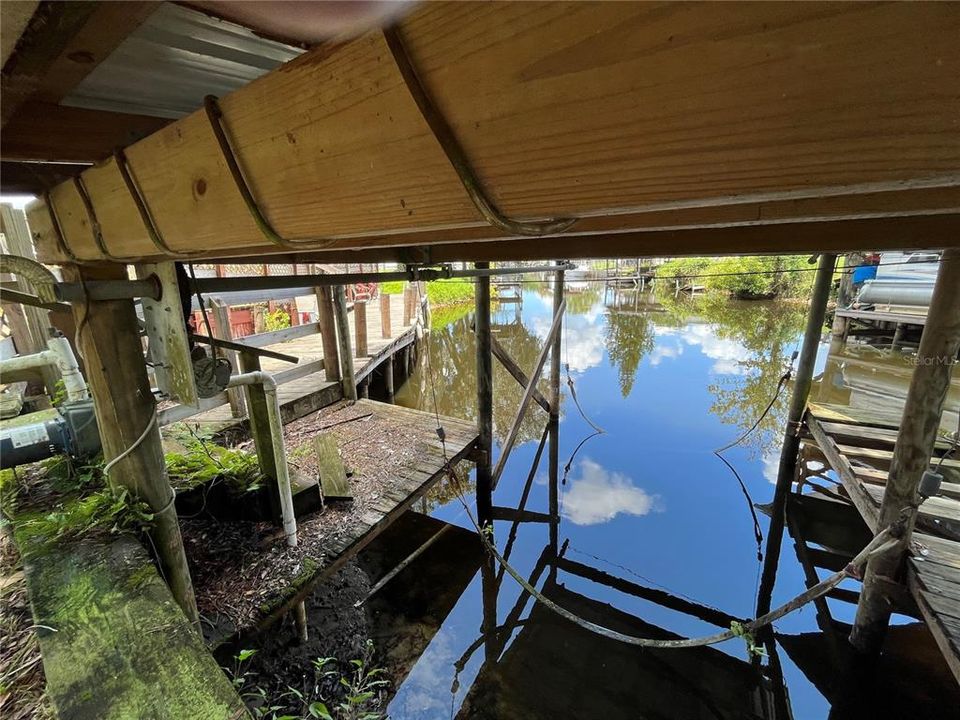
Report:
447,463,895,648
711,354,797,563
102,408,157,478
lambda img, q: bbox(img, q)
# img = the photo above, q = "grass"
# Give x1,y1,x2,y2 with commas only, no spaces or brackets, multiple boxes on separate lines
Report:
378,281,403,295
1,457,154,558
426,279,474,307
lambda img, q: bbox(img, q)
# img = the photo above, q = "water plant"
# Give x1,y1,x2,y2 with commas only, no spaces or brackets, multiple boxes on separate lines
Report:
227,641,389,720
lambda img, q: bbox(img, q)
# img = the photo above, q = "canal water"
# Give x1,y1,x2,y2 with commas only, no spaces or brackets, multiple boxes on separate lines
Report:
258,281,957,719
391,284,826,718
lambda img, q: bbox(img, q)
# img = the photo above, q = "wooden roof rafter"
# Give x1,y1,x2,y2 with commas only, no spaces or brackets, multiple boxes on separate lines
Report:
9,1,960,263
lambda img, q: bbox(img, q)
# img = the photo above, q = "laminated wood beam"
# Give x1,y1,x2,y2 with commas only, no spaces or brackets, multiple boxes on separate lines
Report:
23,2,960,263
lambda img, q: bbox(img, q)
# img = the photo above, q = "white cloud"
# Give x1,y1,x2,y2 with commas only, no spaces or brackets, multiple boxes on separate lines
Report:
654,323,748,375
562,457,662,525
531,300,606,374
761,452,779,484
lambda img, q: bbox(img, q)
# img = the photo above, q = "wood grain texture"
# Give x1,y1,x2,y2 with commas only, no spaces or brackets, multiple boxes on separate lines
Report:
25,1,960,262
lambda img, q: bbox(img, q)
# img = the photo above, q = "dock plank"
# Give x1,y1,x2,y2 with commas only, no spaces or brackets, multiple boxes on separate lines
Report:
807,407,960,685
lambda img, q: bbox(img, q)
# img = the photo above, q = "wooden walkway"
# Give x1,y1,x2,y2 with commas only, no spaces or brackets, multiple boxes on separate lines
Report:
804,402,960,683
189,399,479,647
161,293,417,426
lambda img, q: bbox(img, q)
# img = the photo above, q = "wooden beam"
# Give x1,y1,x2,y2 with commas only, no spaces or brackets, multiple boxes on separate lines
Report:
315,286,340,383
475,262,493,526
332,286,356,401
78,212,960,268
852,248,960,656
490,335,550,414
0,160,89,194
555,556,745,629
491,299,565,488
63,262,198,624
2,2,158,126
2,102,169,163
24,2,960,262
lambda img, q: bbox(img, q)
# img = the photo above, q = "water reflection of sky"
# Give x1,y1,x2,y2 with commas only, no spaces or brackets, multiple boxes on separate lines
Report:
390,285,837,720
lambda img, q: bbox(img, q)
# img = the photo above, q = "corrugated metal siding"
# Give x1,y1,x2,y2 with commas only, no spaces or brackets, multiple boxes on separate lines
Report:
61,4,303,119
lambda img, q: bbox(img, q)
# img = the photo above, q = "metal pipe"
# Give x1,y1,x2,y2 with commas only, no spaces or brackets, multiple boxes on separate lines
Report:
475,262,494,526
226,371,298,547
756,254,837,621
189,263,576,295
55,276,162,303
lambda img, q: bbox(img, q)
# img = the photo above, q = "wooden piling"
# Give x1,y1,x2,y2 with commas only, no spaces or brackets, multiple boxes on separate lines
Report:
850,247,960,655
384,356,395,402
314,286,340,383
238,351,282,524
64,264,199,625
210,299,245,418
0,204,58,399
354,300,368,357
333,285,357,402
756,254,836,620
402,286,413,326
380,292,392,338
359,379,369,399
548,261,564,556
475,262,494,526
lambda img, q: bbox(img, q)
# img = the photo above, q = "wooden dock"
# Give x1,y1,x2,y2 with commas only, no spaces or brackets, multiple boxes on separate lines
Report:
160,292,418,426
803,402,960,683
186,398,479,647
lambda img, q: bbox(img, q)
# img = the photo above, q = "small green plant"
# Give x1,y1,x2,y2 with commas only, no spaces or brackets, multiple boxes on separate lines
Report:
730,621,766,658
228,642,389,720
50,379,68,406
15,485,154,555
165,442,263,496
265,308,292,332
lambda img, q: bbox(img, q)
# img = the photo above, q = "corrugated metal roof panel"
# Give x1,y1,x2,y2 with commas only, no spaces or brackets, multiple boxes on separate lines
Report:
61,4,303,119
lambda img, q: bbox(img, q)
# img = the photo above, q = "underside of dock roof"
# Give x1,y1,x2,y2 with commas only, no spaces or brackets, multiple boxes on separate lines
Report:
2,1,959,263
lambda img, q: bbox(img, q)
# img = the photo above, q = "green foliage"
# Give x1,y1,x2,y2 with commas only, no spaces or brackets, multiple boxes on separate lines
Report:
730,621,766,658
429,302,471,330
653,257,713,282
378,281,403,295
51,379,68,407
228,641,388,720
265,308,292,332
655,255,816,298
426,279,474,307
165,442,263,496
13,482,154,556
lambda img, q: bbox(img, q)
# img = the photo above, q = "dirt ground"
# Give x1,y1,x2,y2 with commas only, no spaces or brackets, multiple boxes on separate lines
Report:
182,400,455,643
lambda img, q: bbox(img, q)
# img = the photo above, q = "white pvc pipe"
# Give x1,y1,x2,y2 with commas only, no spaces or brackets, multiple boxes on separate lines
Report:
0,348,59,374
227,371,298,547
46,335,88,402
0,334,88,403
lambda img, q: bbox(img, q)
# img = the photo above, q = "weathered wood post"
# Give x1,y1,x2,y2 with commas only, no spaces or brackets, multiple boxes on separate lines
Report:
756,254,837,620
384,356,395,403
333,285,357,401
850,248,960,655
354,300,368,357
315,286,341,383
380,292,392,339
359,378,369,399
403,286,413,326
1,204,58,398
64,264,199,625
475,262,494,526
238,351,282,524
548,261,564,558
210,299,245,418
